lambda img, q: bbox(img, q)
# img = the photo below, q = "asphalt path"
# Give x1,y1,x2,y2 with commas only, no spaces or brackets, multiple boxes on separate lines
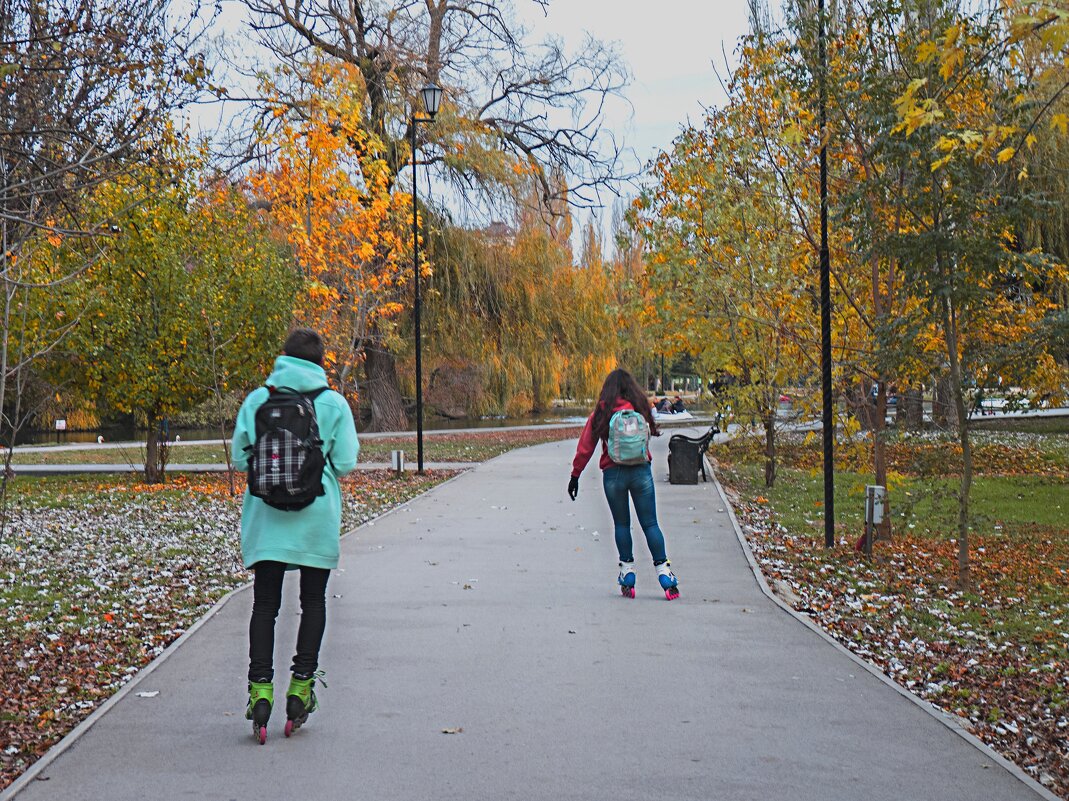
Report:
4,432,1051,801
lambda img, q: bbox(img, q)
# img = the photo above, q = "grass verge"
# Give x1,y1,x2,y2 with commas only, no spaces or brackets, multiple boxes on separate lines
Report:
715,429,1069,798
7,427,584,466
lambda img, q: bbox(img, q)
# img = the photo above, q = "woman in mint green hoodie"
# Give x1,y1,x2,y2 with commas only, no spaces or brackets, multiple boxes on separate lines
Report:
232,328,359,743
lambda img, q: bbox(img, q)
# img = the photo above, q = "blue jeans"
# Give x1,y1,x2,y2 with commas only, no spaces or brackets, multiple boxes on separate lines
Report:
602,463,667,563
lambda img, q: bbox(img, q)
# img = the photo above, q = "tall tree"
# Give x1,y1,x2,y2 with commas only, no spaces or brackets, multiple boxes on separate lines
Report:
50,158,297,483
637,37,813,487
252,60,413,429
0,0,215,452
888,0,1069,585
240,0,628,429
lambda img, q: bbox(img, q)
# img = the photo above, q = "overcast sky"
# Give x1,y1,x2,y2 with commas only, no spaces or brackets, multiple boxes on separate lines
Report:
517,1,781,173
200,0,784,228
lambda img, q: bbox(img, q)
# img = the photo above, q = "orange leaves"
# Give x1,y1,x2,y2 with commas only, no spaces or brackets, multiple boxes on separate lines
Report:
252,59,414,388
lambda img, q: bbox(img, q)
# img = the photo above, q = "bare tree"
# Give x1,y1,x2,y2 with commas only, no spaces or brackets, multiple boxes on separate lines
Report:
0,0,215,483
240,0,630,430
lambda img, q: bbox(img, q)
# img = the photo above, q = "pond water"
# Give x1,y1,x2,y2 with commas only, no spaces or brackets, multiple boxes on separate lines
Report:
16,408,593,445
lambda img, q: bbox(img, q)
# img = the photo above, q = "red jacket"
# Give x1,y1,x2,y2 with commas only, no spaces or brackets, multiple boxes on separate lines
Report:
571,399,651,477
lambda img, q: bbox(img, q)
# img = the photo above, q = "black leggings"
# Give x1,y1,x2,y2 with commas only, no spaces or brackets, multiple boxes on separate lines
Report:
248,561,330,682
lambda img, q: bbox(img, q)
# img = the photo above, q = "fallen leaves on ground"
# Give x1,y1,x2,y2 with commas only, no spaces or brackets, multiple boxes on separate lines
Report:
0,470,452,789
718,467,1069,798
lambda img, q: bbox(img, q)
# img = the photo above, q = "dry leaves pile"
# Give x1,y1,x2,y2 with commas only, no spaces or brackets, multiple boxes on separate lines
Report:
0,470,450,789
718,434,1069,798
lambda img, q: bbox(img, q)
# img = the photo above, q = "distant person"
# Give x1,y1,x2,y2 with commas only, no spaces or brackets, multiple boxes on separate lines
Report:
671,395,686,413
232,328,359,744
655,396,672,413
567,368,680,600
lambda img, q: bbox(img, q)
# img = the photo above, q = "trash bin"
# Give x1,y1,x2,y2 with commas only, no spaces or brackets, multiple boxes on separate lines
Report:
668,436,703,484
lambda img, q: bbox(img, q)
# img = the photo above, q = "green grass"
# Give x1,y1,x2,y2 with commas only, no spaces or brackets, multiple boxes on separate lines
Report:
8,428,582,466
722,461,1068,537
969,415,1069,435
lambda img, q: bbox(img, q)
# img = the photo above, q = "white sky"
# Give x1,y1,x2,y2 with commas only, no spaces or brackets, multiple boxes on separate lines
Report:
518,1,780,174
196,0,783,237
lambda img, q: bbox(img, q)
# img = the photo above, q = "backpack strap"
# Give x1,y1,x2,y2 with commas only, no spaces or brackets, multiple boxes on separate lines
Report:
266,385,328,400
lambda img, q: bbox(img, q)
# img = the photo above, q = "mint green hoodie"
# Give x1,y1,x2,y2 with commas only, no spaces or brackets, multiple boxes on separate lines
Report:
232,355,359,570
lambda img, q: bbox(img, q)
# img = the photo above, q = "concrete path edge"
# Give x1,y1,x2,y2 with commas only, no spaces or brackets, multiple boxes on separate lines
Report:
709,463,1060,801
0,469,471,801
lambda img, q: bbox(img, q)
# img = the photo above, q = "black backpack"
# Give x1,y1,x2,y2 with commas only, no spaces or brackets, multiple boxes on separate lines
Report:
246,387,328,511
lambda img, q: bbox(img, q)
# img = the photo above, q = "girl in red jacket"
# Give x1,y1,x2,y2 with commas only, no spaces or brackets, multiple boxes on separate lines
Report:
568,369,680,599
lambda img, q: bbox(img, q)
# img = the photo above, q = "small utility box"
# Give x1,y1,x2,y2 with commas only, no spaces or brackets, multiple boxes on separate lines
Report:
390,450,405,474
863,485,886,555
865,485,886,524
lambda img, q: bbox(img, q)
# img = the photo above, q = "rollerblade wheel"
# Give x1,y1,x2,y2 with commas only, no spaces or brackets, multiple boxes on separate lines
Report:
255,724,267,745
620,585,635,598
284,719,295,738
664,586,680,601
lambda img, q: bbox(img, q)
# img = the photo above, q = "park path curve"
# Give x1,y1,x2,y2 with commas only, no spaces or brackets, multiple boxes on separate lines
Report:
4,433,1051,801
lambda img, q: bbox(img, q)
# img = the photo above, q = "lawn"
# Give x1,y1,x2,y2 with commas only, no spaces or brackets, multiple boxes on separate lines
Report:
0,468,450,789
714,427,1069,797
6,427,584,466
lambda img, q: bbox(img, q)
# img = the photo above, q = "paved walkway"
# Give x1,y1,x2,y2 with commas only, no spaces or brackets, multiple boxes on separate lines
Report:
3,432,1051,801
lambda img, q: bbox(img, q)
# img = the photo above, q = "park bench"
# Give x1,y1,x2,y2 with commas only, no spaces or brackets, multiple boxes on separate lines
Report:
667,415,721,485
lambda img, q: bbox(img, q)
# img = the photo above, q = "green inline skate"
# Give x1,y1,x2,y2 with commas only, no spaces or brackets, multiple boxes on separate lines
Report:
284,671,326,737
246,680,273,745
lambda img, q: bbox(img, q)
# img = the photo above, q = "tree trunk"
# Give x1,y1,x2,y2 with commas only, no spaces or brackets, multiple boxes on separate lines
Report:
874,381,891,541
942,296,972,590
763,413,776,488
363,338,409,433
145,413,166,485
933,372,956,429
901,386,924,430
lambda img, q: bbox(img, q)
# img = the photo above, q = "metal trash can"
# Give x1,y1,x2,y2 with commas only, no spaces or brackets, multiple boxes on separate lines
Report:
667,417,720,485
668,437,703,484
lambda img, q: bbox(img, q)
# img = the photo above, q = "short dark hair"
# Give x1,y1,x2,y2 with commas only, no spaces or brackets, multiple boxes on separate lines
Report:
283,328,324,365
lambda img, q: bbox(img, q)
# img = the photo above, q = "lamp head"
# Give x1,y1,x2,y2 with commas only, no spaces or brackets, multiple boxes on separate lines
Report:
420,83,443,118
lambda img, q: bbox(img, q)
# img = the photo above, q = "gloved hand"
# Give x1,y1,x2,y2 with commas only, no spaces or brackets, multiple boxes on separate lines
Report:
567,475,579,501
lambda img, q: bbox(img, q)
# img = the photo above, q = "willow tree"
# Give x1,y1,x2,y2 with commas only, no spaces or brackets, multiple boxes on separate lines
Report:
421,201,614,418
240,0,628,430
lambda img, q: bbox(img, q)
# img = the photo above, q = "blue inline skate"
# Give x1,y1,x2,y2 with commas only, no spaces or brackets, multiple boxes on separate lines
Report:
656,560,680,600
617,560,636,598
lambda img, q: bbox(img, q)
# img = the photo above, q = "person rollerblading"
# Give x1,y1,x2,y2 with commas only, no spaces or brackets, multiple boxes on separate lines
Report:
569,369,682,600
233,329,358,743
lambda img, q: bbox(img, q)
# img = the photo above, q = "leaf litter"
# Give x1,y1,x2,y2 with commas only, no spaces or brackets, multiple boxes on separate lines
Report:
717,451,1069,799
0,470,452,789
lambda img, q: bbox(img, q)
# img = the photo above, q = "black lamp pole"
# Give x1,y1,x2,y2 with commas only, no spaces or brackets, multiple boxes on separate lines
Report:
818,0,835,547
410,83,442,475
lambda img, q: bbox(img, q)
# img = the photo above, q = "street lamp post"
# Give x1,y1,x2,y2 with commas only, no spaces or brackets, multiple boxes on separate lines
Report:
817,0,835,547
411,83,442,475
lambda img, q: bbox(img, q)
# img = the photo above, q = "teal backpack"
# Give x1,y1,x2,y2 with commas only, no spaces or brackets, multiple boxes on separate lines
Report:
607,409,650,465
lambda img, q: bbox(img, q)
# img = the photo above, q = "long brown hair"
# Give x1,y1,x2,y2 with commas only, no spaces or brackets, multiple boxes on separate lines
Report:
591,368,659,442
